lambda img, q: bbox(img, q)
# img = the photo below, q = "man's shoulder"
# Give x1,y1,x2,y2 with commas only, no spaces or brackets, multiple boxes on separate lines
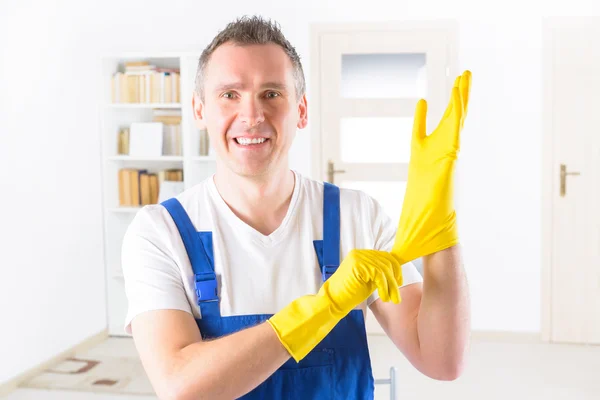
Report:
172,176,212,209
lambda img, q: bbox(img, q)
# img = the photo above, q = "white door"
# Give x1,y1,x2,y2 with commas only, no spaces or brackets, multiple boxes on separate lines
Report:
544,17,600,344
312,22,457,334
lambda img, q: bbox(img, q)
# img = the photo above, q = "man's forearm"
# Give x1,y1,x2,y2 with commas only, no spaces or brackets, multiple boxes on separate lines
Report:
417,245,471,380
170,323,290,400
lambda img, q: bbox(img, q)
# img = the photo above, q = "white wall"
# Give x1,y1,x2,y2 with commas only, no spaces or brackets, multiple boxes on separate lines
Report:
0,2,108,388
2,0,600,387
456,19,544,332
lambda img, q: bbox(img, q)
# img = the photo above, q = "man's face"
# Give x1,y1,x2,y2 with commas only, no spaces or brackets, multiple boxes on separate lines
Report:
193,42,307,178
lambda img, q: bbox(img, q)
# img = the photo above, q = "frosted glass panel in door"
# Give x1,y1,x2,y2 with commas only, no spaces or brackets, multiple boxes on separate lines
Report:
341,53,427,98
340,181,407,225
340,117,413,163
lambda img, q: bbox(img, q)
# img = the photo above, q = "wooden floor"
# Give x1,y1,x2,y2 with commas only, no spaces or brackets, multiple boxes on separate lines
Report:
5,334,600,400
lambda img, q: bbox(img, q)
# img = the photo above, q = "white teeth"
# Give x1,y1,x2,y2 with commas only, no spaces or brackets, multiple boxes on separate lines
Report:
236,137,267,145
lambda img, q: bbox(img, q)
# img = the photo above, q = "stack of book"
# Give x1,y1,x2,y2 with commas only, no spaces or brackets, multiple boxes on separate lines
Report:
117,109,182,156
118,168,183,207
153,109,182,156
111,61,180,104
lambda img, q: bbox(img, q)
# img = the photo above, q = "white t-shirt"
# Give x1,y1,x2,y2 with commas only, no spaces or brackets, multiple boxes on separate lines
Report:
121,170,423,334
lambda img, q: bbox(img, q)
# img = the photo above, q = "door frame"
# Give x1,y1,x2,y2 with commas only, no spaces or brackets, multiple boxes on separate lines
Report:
541,17,554,344
540,17,598,343
309,20,460,181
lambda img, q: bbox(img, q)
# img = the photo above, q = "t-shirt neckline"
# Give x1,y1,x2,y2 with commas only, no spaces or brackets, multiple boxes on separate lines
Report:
207,170,302,247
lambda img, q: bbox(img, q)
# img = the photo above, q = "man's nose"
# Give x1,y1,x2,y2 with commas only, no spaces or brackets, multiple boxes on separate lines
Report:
239,97,265,128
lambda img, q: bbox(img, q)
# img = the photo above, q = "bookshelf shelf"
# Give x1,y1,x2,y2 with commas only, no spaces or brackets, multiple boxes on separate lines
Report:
100,54,215,337
108,103,182,109
192,155,216,162
108,155,184,162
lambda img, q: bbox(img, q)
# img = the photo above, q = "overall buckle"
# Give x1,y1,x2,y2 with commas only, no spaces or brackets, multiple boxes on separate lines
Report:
195,273,218,302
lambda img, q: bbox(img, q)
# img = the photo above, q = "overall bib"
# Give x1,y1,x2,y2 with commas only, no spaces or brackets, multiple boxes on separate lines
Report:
161,182,375,399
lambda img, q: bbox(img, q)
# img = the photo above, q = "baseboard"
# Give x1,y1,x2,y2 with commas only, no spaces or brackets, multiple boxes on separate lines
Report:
0,329,109,397
469,329,542,343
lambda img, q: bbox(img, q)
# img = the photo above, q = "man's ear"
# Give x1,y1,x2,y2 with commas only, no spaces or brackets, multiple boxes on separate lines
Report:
192,92,206,130
297,93,308,129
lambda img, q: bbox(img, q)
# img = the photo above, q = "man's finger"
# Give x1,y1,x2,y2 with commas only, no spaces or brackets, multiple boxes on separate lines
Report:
459,70,472,128
373,269,390,303
443,76,461,119
379,259,400,304
454,74,461,88
392,257,403,288
450,86,462,122
412,99,428,144
388,274,401,304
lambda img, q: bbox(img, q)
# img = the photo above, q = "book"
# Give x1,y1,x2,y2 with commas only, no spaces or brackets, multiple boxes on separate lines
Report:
118,169,162,206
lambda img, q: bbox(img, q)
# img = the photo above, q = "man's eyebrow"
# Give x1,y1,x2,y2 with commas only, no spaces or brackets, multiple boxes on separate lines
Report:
213,82,244,92
213,82,289,92
261,82,288,91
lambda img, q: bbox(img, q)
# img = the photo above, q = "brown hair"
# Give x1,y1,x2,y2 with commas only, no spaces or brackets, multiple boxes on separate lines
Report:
194,15,306,101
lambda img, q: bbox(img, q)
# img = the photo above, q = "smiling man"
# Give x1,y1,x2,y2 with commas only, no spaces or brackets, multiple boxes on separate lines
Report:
122,15,471,400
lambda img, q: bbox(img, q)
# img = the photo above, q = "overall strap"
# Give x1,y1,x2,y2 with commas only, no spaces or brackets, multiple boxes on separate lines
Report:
316,182,341,281
161,198,220,318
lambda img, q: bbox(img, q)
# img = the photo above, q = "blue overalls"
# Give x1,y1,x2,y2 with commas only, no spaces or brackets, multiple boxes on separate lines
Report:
161,182,375,399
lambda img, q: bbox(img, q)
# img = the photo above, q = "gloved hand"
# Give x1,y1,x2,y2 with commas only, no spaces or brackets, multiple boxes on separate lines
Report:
267,249,401,362
391,70,471,264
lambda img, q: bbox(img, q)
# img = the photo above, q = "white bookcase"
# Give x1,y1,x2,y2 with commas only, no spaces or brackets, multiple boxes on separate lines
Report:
99,53,216,336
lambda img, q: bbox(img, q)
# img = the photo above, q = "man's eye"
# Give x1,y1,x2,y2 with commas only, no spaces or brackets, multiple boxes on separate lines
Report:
265,92,280,99
222,92,234,99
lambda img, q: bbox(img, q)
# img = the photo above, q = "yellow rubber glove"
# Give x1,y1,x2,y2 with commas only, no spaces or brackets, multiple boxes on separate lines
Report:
267,249,401,362
392,70,471,264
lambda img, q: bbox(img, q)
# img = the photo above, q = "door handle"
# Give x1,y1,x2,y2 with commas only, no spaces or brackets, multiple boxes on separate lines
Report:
327,159,345,183
560,164,580,197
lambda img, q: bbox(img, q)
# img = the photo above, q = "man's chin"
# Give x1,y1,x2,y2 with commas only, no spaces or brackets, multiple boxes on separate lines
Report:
231,162,272,178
